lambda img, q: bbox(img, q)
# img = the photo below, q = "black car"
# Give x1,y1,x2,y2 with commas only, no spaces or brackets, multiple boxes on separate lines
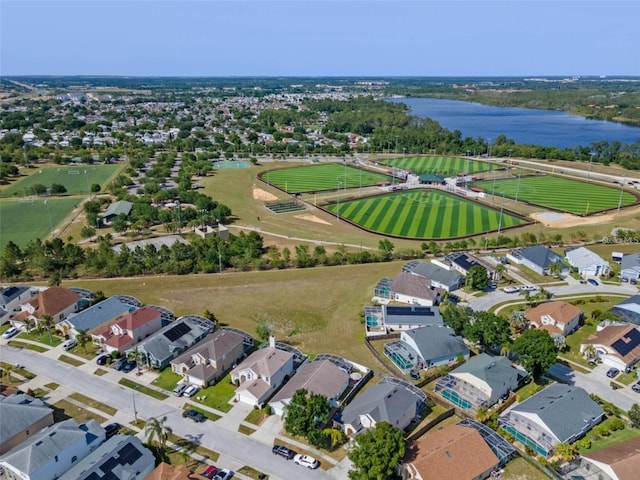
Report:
96,355,109,365
409,370,421,380
122,360,137,373
182,408,206,423
633,382,640,393
272,445,296,460
606,368,620,378
587,278,599,286
104,422,121,439
113,358,127,371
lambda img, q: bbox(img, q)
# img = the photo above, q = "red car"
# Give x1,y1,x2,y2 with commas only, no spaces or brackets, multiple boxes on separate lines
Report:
203,466,218,479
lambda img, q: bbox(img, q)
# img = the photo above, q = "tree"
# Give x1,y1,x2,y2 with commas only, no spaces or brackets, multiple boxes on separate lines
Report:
554,442,577,461
583,344,597,361
39,314,55,343
348,422,406,480
322,427,346,450
30,183,47,195
80,226,96,241
145,415,173,452
512,329,558,379
378,239,394,261
467,265,489,291
442,304,471,336
76,328,91,354
549,261,562,278
283,389,331,447
509,310,527,333
50,183,67,195
465,311,511,352
628,404,640,428
90,183,101,193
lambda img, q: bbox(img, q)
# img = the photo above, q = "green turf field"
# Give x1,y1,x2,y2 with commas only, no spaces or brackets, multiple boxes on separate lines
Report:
0,164,121,198
0,197,80,249
384,156,494,175
324,189,527,239
260,163,392,193
473,175,638,215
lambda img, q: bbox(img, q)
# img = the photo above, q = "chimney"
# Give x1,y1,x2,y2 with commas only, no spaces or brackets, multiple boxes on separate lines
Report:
268,335,276,349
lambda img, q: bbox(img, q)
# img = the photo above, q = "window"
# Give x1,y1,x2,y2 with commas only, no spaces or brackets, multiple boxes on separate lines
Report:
72,456,77,463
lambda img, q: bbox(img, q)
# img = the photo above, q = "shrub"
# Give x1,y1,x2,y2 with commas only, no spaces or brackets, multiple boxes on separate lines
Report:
609,417,625,431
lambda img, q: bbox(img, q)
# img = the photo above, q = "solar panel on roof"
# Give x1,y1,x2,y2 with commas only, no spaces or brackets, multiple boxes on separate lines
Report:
163,322,191,342
611,328,640,356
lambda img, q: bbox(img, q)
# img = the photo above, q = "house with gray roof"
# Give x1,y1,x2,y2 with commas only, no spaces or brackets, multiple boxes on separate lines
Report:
402,260,463,292
58,435,154,480
364,304,444,336
0,286,35,324
621,253,640,282
0,393,54,455
609,295,640,326
134,315,215,369
269,359,350,416
498,384,603,457
60,296,138,337
0,419,105,480
99,200,133,224
507,246,565,276
340,382,418,437
435,353,527,412
444,252,499,280
565,246,610,277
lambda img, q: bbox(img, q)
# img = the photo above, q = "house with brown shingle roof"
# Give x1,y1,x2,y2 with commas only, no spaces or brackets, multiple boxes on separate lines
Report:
90,306,163,354
171,329,245,387
402,424,499,480
581,324,640,371
145,462,209,480
577,436,640,480
389,273,442,306
231,338,295,407
11,287,82,330
269,359,349,416
525,301,582,337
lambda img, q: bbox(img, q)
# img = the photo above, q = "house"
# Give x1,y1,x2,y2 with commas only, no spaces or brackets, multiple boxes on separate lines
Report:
90,306,163,354
60,296,139,338
609,295,640,326
11,287,83,331
417,174,445,185
525,301,583,337
269,359,350,417
58,435,155,480
435,353,527,412
402,260,464,292
231,338,295,407
0,393,54,454
0,286,35,324
134,315,215,369
573,436,640,480
402,424,499,480
444,252,499,280
581,325,640,371
498,384,604,457
385,325,470,373
0,419,105,480
100,200,133,224
341,382,418,437
364,305,444,336
620,253,640,282
388,273,443,306
565,247,611,277
145,462,210,480
170,329,246,387
507,246,564,275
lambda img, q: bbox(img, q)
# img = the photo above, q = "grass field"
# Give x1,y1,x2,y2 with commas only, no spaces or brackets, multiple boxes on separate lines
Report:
473,175,638,215
0,164,121,198
0,196,81,249
260,163,392,193
386,155,494,175
324,190,527,239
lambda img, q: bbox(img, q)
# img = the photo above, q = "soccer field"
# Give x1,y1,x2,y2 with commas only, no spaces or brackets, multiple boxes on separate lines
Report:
0,164,121,198
0,197,80,249
473,175,639,215
260,164,392,193
386,156,494,175
324,190,527,239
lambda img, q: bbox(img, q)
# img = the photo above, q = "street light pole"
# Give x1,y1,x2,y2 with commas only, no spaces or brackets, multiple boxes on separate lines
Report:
618,177,626,211
588,151,596,181
515,170,522,203
44,199,54,239
497,192,505,234
336,179,342,222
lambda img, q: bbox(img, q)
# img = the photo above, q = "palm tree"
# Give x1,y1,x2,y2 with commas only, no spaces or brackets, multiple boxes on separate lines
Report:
128,346,144,375
40,314,55,343
321,427,346,450
519,289,532,307
145,416,172,452
76,329,91,354
494,263,505,281
1,363,15,384
583,344,597,362
549,262,562,278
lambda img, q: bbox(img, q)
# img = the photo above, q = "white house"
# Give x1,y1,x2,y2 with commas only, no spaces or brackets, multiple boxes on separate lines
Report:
565,247,610,277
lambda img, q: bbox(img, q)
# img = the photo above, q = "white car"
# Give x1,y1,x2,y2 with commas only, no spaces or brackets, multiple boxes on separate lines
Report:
182,384,199,398
62,339,77,351
503,286,520,293
2,326,19,339
294,454,319,469
521,285,537,291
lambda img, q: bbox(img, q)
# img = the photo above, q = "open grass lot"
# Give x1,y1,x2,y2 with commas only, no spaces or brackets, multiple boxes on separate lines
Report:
324,190,527,239
69,392,118,416
0,197,81,249
63,262,403,368
502,457,551,480
0,164,121,198
260,163,392,193
473,175,638,215
386,155,494,175
52,399,107,425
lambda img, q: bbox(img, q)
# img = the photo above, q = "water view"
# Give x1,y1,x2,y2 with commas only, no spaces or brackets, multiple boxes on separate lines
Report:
387,97,640,148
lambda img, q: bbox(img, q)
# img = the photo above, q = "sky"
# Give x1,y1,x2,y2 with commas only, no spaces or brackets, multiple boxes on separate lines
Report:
1,0,639,77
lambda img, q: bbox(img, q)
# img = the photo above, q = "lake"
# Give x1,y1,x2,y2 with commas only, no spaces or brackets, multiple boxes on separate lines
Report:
386,97,640,148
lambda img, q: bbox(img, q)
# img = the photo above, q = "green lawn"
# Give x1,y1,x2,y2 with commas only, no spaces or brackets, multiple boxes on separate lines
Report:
18,330,63,346
8,340,48,352
0,164,121,198
386,156,494,175
118,378,169,400
151,368,183,391
473,175,638,215
579,422,640,454
182,404,221,422
324,190,527,239
69,392,118,416
58,354,84,366
260,163,392,193
193,374,236,413
52,399,107,425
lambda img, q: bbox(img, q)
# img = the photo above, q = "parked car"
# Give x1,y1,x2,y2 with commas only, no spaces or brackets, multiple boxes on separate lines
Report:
113,358,127,371
587,278,599,286
182,384,199,398
606,368,620,378
633,382,640,393
409,370,421,380
173,383,189,396
503,286,520,293
272,445,296,459
62,339,77,351
122,360,137,373
213,469,234,480
104,422,121,439
488,282,497,289
96,355,109,365
202,466,218,479
183,408,206,423
447,294,460,304
294,454,319,469
2,326,19,339
521,285,537,291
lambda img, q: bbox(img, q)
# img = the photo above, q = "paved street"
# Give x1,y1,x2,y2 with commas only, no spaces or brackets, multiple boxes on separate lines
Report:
0,344,339,480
